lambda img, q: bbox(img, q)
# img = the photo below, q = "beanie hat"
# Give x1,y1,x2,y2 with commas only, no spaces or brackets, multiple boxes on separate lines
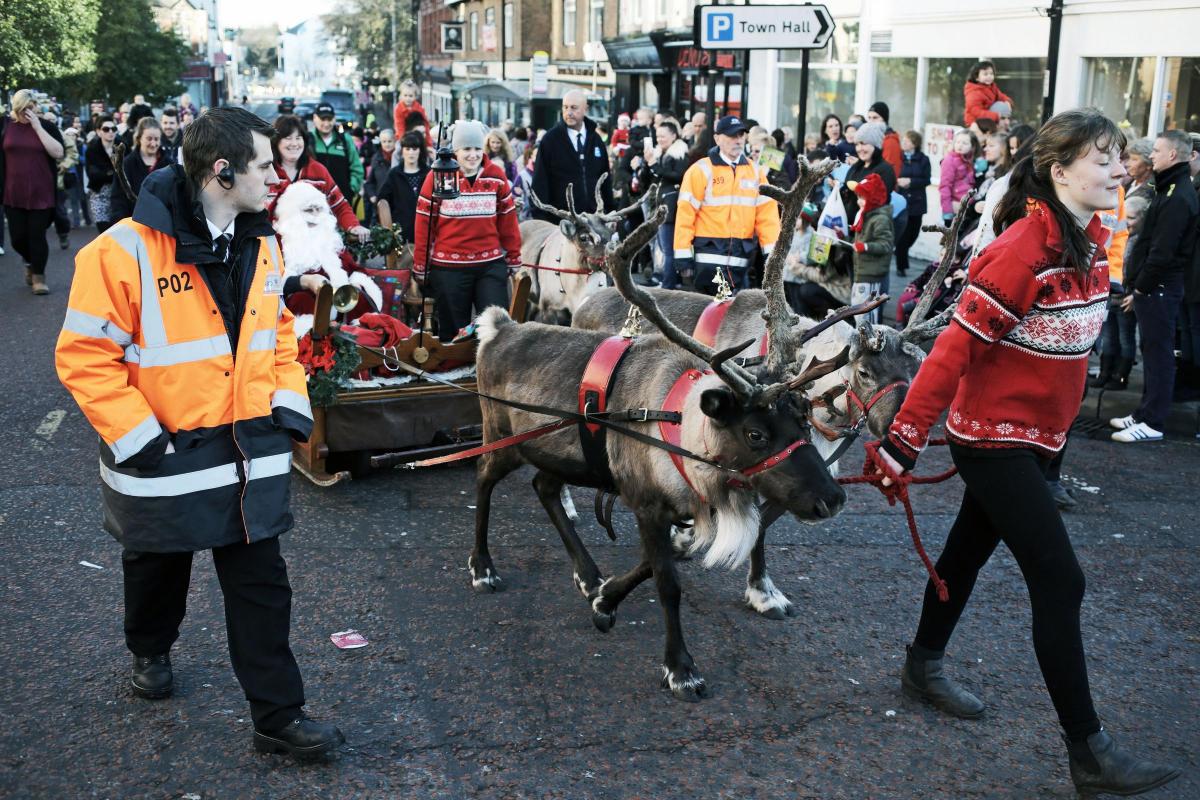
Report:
1126,137,1153,161
451,119,487,150
852,173,888,214
989,100,1012,118
868,102,890,124
855,122,886,151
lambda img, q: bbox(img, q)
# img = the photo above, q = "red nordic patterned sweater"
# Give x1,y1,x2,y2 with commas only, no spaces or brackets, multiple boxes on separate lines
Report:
412,157,522,280
882,203,1110,469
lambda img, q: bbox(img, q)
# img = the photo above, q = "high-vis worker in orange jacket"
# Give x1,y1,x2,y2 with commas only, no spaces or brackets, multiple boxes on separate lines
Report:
54,108,344,757
673,116,780,295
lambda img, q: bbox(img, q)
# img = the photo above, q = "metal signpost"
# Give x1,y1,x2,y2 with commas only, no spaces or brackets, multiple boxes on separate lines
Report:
694,3,834,145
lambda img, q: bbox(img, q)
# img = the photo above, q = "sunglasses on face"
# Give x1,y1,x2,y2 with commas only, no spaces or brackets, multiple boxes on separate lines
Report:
100,125,116,132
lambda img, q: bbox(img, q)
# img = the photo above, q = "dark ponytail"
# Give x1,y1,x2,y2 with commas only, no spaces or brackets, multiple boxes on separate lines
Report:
993,109,1126,276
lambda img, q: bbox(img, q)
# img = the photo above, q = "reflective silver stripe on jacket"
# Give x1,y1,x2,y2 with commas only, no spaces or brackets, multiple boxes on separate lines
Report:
124,334,232,367
695,252,751,268
108,413,162,464
61,309,134,347
699,195,759,208
105,224,168,347
271,388,313,421
99,452,292,498
247,328,277,352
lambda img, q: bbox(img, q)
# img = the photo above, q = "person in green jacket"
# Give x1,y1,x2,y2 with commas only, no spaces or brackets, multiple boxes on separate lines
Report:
845,171,894,323
309,102,364,208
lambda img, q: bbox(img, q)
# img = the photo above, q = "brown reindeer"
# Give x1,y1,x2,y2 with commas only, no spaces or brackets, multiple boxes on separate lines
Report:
572,164,969,618
471,203,854,700
519,174,649,324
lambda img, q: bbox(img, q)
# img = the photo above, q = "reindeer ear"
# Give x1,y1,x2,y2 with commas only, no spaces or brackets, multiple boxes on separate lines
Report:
699,387,739,426
559,219,577,238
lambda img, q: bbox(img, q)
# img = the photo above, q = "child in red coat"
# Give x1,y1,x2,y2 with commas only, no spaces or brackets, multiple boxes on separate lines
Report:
392,81,433,148
963,61,1013,129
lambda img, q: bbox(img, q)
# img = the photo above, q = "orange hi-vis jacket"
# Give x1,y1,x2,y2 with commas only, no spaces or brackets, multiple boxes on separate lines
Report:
55,168,312,552
1098,185,1129,285
673,148,781,273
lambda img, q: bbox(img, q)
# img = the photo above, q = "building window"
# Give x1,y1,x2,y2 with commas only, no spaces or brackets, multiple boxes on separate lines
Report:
485,7,494,26
469,11,478,50
924,57,1045,130
589,0,604,42
1162,57,1200,132
776,67,857,142
873,58,918,134
563,0,576,46
656,0,666,20
779,21,859,65
1084,57,1155,137
504,2,513,48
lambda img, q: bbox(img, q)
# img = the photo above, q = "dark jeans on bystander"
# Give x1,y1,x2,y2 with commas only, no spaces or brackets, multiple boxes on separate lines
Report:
4,206,54,274
428,259,511,339
1132,280,1184,430
912,443,1101,741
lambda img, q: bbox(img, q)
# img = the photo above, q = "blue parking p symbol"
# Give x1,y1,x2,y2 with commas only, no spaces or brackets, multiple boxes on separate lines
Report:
708,13,734,42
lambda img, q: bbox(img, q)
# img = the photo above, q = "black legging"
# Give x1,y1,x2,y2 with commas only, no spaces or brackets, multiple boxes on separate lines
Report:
4,206,54,274
791,280,844,320
894,210,923,274
913,444,1100,740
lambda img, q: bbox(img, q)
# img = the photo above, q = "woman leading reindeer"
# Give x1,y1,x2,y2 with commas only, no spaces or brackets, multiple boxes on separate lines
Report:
871,109,1180,798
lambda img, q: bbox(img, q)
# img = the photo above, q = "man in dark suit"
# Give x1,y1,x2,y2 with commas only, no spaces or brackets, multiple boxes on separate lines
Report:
530,89,613,222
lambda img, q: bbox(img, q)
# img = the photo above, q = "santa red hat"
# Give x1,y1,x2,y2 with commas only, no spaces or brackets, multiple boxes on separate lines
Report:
852,173,888,214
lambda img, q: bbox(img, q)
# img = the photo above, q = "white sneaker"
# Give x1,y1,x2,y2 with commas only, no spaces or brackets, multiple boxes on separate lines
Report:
1111,422,1163,443
1108,414,1136,430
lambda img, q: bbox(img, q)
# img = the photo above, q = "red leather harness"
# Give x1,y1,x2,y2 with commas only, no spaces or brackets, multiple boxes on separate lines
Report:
579,336,636,433
693,299,769,361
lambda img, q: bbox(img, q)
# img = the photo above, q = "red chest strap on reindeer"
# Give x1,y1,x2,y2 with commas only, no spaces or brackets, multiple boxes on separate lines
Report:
693,300,770,365
577,336,635,487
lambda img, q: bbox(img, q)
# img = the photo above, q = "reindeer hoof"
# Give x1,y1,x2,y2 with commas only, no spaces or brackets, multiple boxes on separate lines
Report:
745,579,795,620
472,574,503,593
661,667,709,702
591,609,616,633
670,523,696,558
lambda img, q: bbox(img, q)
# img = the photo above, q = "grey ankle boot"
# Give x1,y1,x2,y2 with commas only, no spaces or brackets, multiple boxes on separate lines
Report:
1065,728,1180,797
901,645,985,719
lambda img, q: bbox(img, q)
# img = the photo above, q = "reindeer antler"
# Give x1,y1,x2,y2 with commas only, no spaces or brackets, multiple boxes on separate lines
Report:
606,205,760,403
902,188,976,341
757,158,837,372
594,172,609,215
601,183,659,223
528,186,576,221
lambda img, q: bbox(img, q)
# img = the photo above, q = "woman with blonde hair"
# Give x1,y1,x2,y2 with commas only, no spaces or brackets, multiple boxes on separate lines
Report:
0,89,65,294
485,128,518,184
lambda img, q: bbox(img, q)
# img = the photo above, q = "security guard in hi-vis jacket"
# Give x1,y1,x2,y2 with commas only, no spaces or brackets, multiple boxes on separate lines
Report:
55,107,344,759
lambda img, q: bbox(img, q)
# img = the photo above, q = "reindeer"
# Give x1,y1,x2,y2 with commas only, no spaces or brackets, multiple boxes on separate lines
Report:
573,165,971,619
519,175,648,325
471,203,855,701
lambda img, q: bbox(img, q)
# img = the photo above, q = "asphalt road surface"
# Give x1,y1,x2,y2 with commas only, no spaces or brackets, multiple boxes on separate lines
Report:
0,229,1196,799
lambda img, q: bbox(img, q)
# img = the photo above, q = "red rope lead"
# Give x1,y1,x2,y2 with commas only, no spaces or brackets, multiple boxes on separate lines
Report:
839,440,958,602
518,262,594,275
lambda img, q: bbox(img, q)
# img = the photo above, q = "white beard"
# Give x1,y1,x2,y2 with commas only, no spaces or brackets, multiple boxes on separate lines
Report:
277,209,348,286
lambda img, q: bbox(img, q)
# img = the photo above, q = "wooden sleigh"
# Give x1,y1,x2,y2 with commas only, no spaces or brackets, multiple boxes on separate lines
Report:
290,197,532,485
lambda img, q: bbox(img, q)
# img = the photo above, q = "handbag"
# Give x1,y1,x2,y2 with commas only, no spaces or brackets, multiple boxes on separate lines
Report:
88,184,113,223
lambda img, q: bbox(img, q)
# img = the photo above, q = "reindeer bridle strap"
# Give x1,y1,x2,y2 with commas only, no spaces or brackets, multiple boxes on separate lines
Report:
846,380,909,423
726,437,810,489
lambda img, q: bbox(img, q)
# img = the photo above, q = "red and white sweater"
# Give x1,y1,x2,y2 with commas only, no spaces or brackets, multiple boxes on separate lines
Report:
412,158,522,281
882,203,1110,469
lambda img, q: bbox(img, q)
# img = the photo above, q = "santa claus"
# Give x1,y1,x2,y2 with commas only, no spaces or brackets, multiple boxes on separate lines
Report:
275,181,382,337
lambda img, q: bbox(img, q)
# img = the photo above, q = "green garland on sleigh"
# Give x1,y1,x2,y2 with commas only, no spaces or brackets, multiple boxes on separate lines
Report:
341,224,406,263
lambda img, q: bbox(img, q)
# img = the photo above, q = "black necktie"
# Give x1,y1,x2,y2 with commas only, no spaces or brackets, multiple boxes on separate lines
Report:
214,233,232,264
575,132,584,155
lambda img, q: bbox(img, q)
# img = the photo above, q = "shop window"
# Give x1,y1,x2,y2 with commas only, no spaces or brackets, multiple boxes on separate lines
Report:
873,58,917,134
925,57,1045,129
1162,57,1200,132
563,0,577,46
777,67,857,140
1084,57,1155,137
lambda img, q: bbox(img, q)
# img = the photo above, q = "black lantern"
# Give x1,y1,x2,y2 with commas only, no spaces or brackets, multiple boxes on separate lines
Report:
431,145,460,200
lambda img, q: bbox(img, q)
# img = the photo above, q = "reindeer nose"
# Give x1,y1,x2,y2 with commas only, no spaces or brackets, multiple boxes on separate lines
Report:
813,488,847,519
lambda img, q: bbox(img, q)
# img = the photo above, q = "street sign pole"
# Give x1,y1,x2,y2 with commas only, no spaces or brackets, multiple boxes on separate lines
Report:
797,46,810,150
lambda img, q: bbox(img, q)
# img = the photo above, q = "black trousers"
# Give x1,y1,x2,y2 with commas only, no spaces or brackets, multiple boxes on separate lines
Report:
1133,281,1184,430
913,444,1100,740
895,210,922,275
4,206,53,273
791,280,844,319
122,536,305,731
429,260,510,339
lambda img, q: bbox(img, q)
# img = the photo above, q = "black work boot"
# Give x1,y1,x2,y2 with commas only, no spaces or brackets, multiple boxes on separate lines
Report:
131,653,173,699
901,644,985,719
254,715,345,759
1064,728,1180,797
1089,355,1114,389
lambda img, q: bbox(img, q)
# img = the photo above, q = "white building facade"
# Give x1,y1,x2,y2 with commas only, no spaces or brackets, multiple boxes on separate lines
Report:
745,0,1200,140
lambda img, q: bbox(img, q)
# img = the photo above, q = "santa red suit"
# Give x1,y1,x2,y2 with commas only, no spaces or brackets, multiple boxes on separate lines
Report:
274,182,383,338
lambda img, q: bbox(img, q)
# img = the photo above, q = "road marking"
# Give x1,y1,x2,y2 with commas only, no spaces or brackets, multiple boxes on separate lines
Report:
35,409,66,439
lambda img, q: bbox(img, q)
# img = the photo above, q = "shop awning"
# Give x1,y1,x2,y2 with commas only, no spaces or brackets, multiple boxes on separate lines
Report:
458,79,606,103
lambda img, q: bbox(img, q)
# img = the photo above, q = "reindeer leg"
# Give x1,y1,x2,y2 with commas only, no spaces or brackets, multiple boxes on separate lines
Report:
532,471,607,605
469,451,520,593
745,502,796,620
638,512,708,702
590,559,653,632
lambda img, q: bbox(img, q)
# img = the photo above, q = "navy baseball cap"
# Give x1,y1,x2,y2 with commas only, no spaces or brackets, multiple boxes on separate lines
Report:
715,116,748,136
314,102,336,118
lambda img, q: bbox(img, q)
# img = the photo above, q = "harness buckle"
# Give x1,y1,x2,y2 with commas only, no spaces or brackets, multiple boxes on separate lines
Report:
636,408,650,422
